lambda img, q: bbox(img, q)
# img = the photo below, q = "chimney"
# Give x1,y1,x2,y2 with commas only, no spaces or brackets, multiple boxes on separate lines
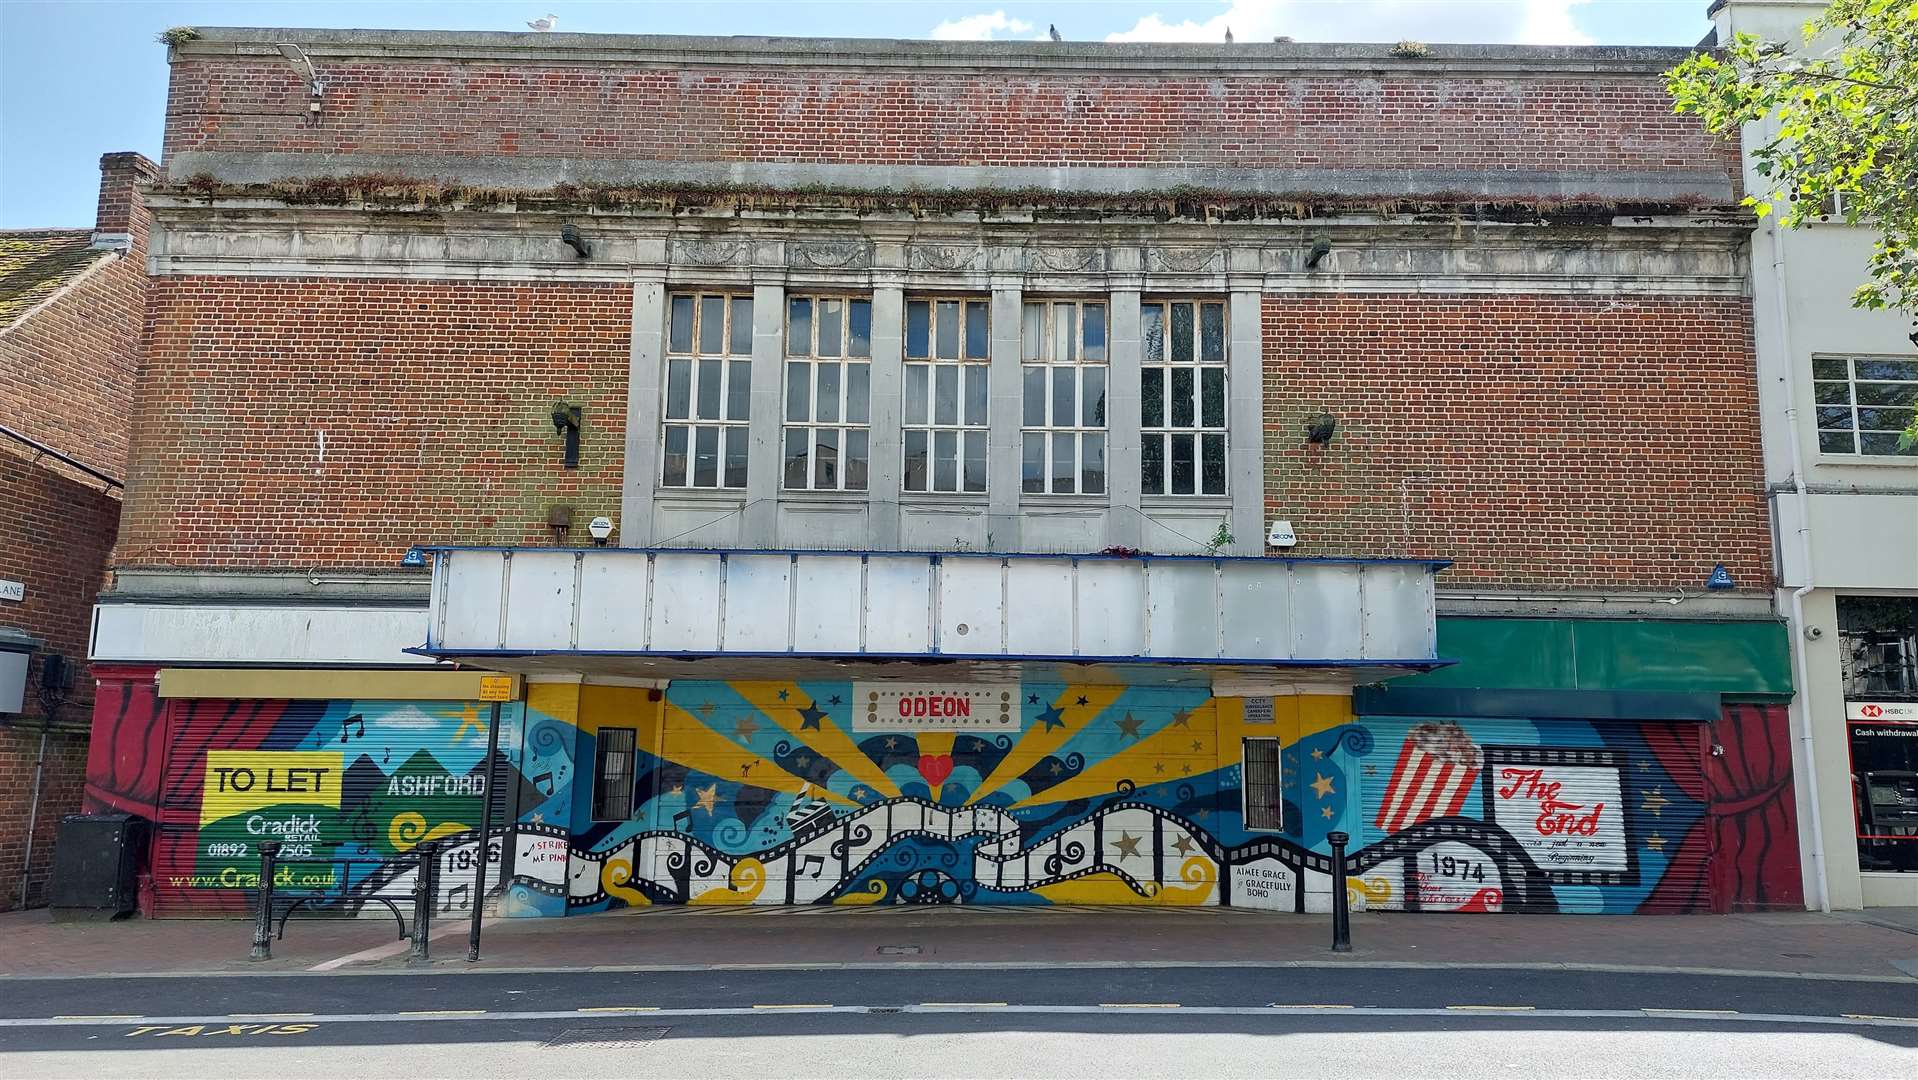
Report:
93,151,160,254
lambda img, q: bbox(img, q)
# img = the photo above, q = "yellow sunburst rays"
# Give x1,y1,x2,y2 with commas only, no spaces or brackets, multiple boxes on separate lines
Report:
1008,698,1219,809
727,682,900,800
964,685,1127,807
645,698,857,807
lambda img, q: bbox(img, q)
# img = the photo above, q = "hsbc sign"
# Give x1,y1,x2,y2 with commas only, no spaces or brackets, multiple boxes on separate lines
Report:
1847,701,1918,721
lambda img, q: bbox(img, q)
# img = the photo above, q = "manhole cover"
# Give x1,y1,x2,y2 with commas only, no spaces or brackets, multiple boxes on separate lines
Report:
877,944,923,955
543,1026,672,1049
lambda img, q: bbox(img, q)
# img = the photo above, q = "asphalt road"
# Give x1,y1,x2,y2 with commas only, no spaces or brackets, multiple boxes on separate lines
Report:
1,965,1913,1078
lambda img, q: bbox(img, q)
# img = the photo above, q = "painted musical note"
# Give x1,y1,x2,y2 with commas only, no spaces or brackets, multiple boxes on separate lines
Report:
339,714,366,743
533,771,556,796
383,747,391,765
798,854,826,879
442,882,471,912
671,809,693,831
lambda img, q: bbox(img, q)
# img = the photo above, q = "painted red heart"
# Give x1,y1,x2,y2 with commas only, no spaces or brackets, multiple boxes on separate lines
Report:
918,754,954,789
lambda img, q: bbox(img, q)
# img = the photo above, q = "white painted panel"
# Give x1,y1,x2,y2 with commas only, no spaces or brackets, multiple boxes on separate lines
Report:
938,557,1005,656
442,550,506,650
1019,509,1108,555
1147,561,1220,660
1076,560,1146,658
1293,564,1363,660
1361,564,1435,659
651,497,744,549
1220,560,1291,660
650,553,721,651
792,556,863,653
723,554,793,652
864,555,932,654
503,551,578,649
90,604,433,665
575,554,649,651
1005,559,1079,656
898,505,988,550
777,503,870,550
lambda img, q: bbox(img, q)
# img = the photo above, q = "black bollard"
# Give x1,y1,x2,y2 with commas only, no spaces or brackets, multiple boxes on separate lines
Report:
1327,831,1352,953
250,841,282,961
407,841,436,965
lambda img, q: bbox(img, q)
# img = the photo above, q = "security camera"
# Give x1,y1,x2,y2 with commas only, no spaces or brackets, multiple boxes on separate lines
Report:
588,516,614,546
1804,625,1823,641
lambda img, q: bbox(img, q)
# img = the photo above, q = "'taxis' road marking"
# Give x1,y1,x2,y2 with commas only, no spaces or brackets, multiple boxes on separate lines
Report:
1,1006,1913,1030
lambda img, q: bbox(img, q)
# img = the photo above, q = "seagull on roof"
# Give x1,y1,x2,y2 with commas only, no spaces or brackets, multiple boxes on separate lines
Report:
527,13,558,32
1225,26,1234,43
1049,24,1062,42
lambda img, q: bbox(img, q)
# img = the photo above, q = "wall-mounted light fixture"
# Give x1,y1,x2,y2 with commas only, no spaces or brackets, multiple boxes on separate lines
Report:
547,505,574,546
1305,237,1332,269
560,223,593,258
1303,411,1338,444
551,402,582,468
274,43,324,121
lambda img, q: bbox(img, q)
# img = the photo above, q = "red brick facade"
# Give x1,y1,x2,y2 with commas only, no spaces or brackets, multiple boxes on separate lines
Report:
162,58,1737,187
0,726,90,910
120,278,632,569
1262,293,1767,588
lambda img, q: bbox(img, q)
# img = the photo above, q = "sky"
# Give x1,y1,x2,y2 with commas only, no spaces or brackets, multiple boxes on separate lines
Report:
0,1,1720,228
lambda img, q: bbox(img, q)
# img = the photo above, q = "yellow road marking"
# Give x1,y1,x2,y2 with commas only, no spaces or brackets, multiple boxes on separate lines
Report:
1844,1013,1918,1022
1100,1003,1181,1009
577,1006,661,1013
920,1002,1009,1008
1447,1005,1536,1012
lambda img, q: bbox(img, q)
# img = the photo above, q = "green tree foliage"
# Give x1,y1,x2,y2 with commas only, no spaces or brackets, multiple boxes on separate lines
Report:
1668,0,1916,447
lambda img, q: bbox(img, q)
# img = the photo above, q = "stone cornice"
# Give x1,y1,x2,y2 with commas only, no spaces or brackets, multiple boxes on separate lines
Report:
147,206,1751,297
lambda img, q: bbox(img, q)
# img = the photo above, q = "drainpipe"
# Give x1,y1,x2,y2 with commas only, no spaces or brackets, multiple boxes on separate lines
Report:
18,723,50,908
1771,217,1830,914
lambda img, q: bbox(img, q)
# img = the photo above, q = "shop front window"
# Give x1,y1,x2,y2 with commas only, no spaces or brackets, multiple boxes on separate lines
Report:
1840,596,1918,872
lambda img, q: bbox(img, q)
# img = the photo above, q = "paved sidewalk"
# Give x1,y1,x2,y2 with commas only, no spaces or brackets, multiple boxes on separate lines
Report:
2,904,1915,981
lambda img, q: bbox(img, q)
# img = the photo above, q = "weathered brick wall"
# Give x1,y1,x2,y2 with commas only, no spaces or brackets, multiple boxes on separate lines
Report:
162,58,1738,185
0,451,121,719
1262,293,1767,589
0,153,157,479
119,278,632,569
0,726,90,911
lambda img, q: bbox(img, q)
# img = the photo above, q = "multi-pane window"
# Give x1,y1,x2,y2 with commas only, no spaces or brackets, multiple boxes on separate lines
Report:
1814,355,1918,456
1021,300,1108,494
784,296,872,491
592,727,637,821
1242,737,1283,832
903,297,989,493
1141,300,1228,495
662,293,753,488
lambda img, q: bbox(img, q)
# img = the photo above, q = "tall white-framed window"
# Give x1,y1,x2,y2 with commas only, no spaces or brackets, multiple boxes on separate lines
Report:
1021,299,1108,494
903,297,989,494
661,292,753,489
1815,355,1918,457
1141,299,1228,496
783,295,872,491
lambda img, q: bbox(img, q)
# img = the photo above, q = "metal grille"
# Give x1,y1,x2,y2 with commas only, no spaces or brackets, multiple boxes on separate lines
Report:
593,727,637,821
1242,737,1284,831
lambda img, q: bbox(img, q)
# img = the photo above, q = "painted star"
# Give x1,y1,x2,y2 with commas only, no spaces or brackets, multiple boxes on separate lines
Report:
797,704,827,731
1320,806,1335,819
851,786,870,801
734,715,761,739
1641,788,1670,818
885,736,900,750
1075,696,1089,706
795,754,811,769
1312,773,1336,799
669,784,684,797
829,695,842,706
1181,764,1192,775
1170,711,1191,728
1172,834,1198,856
698,703,716,718
777,689,790,701
1115,713,1143,741
1037,705,1067,732
1027,694,1040,705
1111,831,1143,860
1645,833,1667,852
695,783,719,814
1050,761,1062,776
1190,740,1203,752
530,811,545,825
1153,762,1166,775
1310,748,1324,760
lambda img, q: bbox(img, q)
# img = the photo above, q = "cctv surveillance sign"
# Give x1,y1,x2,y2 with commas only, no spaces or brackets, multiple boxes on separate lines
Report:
0,579,23,603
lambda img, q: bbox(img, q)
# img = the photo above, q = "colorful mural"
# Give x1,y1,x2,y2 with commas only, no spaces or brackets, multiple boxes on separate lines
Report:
493,680,1719,916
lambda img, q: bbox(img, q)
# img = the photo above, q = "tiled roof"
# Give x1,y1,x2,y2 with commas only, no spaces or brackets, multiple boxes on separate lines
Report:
0,230,109,330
